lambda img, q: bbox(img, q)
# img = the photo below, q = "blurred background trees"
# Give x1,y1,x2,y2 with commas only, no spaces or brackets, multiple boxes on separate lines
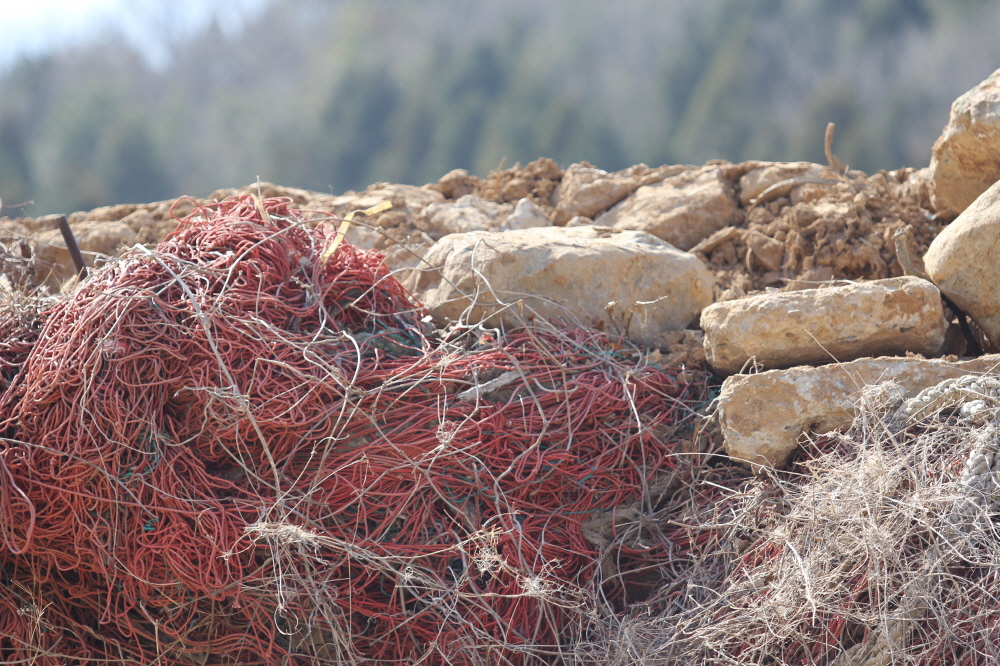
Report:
1,0,999,215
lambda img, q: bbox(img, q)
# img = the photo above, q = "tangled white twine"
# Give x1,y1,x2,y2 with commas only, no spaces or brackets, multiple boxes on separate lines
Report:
830,376,1000,666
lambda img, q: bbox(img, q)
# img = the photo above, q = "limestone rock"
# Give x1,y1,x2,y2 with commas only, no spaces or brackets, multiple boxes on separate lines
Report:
437,168,477,199
738,162,826,206
550,163,686,225
406,226,714,346
32,221,137,288
718,354,1000,468
501,198,550,230
416,195,514,239
930,67,1000,215
689,226,742,257
701,276,948,376
500,179,531,202
924,178,1000,346
80,203,144,222
327,183,445,251
745,229,784,272
328,183,444,220
120,210,178,245
595,166,738,251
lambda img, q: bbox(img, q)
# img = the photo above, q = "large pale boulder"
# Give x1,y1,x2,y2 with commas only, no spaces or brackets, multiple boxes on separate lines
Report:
924,178,1000,346
33,221,137,288
406,226,714,346
719,354,1000,468
738,161,826,206
595,166,738,251
701,276,948,376
930,67,1000,215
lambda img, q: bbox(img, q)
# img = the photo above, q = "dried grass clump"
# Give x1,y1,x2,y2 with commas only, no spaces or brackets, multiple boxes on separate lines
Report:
589,381,1000,666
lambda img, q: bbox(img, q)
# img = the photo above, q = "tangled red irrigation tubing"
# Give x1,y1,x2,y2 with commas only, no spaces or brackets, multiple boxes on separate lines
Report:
0,300,40,398
0,195,710,665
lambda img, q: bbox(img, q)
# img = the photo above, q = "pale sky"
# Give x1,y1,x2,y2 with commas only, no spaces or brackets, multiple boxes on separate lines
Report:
0,0,269,69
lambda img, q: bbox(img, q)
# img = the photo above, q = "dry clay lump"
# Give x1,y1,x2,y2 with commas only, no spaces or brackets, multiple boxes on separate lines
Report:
701,276,948,376
930,67,1000,215
719,354,1000,468
595,165,739,251
925,178,1000,347
406,226,714,347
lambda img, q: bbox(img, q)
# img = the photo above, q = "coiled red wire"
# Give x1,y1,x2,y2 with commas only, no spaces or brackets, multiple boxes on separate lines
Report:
0,195,710,665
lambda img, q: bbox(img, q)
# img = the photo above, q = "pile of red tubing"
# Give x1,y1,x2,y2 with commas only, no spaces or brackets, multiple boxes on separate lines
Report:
0,299,40,396
0,196,708,665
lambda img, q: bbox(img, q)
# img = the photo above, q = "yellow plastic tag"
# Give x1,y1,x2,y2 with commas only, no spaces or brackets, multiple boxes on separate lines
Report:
321,201,392,263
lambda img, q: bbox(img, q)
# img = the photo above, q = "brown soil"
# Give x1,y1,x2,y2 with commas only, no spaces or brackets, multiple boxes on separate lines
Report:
705,166,941,301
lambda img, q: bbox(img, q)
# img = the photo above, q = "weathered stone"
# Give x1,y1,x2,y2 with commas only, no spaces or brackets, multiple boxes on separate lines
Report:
32,221,137,287
81,203,144,222
331,183,443,219
406,226,714,346
500,198,550,230
924,178,1000,346
595,166,738,251
745,229,785,272
701,276,948,376
437,168,477,199
416,195,514,239
120,210,178,246
738,162,826,206
326,183,444,250
719,354,1000,468
550,163,685,225
930,67,1000,215
549,164,633,225
689,226,742,256
500,178,531,202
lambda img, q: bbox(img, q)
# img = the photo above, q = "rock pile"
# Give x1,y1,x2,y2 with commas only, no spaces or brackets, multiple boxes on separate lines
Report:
3,70,1000,476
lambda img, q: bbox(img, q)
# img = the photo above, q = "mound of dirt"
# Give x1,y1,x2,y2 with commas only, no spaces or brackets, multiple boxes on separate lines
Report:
702,166,939,301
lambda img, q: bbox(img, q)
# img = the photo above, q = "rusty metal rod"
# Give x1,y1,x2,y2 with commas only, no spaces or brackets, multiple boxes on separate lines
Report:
57,215,88,279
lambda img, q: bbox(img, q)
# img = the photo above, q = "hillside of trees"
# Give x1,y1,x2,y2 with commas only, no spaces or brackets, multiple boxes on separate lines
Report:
1,0,999,216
